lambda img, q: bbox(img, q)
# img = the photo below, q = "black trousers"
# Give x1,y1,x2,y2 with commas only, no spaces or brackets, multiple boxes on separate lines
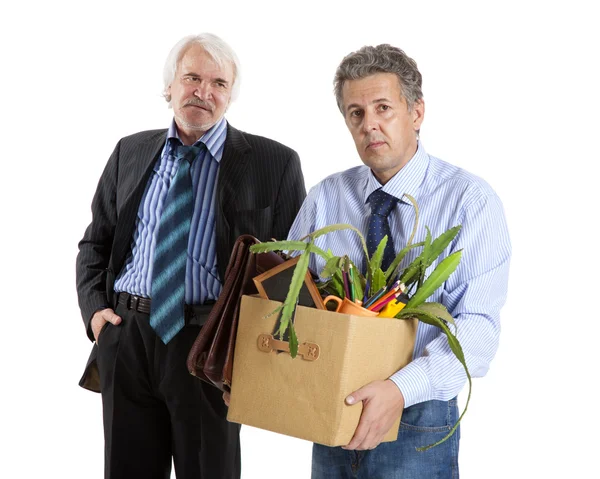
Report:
97,302,240,479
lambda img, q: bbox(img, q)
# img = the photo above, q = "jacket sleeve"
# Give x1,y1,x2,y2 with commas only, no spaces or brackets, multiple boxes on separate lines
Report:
272,150,307,240
76,140,121,341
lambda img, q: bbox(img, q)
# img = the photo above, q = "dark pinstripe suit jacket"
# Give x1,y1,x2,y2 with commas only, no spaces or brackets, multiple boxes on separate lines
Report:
76,123,306,391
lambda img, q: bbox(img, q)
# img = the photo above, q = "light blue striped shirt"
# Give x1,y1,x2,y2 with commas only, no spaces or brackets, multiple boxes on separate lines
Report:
115,117,227,304
287,142,511,407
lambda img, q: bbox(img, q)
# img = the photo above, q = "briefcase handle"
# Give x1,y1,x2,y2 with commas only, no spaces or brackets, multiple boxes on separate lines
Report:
256,333,320,361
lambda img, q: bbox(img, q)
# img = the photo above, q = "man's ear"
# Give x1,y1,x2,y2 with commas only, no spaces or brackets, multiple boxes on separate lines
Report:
412,99,425,131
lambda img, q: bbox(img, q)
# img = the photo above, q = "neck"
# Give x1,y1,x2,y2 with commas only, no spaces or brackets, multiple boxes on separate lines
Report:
176,126,207,146
373,142,419,185
174,117,218,145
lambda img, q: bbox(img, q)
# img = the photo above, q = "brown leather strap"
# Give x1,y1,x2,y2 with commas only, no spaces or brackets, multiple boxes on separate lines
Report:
257,334,320,361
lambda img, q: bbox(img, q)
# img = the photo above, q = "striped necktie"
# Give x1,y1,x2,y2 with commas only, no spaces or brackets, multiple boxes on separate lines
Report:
366,188,399,272
150,143,202,344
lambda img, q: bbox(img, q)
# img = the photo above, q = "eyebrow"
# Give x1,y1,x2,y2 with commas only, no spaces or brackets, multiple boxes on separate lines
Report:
182,73,229,84
346,98,391,112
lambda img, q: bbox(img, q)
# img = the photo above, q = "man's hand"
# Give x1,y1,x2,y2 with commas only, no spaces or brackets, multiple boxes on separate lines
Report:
223,391,230,406
91,308,122,342
342,379,405,451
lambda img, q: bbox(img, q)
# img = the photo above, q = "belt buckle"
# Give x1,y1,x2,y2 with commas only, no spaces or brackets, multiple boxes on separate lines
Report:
128,294,139,311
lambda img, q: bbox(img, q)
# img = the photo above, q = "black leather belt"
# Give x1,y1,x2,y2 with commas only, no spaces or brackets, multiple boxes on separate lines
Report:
118,292,152,314
117,292,215,327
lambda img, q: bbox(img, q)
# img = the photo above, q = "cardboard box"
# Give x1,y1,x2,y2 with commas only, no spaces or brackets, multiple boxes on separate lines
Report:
227,295,417,446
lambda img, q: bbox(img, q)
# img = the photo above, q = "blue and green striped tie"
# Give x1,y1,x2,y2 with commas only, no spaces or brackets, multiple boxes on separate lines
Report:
150,143,202,344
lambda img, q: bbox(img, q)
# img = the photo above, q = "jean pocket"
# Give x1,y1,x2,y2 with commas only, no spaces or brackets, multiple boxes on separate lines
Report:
400,399,457,433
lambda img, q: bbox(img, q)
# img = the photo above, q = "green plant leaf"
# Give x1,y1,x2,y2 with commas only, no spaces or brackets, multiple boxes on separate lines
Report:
250,240,308,254
425,225,462,268
288,321,299,358
262,304,284,319
385,242,424,282
404,194,419,247
307,243,331,261
371,268,386,293
415,302,456,329
396,308,471,451
277,247,312,338
369,235,388,278
405,250,463,309
321,256,342,279
317,272,345,298
348,259,364,301
302,223,369,259
418,227,432,288
399,257,423,287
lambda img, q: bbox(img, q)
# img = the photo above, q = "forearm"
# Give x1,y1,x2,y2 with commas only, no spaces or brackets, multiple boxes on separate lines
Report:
76,141,120,339
76,229,113,336
389,309,502,407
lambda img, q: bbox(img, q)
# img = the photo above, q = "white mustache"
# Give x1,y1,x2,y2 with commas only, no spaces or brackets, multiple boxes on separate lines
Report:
184,98,214,111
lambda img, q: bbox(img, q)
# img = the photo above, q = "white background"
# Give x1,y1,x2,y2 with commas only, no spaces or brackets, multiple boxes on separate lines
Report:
1,0,598,477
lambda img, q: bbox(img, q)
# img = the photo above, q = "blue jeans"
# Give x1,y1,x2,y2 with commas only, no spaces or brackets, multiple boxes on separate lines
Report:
312,399,460,479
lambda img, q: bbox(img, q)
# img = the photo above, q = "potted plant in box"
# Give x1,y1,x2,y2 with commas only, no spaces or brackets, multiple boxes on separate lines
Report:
249,195,469,451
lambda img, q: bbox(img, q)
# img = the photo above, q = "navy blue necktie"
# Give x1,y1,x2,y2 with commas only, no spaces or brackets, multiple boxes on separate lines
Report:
366,188,399,272
150,143,202,344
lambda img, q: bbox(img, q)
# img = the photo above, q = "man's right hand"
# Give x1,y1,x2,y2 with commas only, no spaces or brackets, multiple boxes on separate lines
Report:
91,308,122,342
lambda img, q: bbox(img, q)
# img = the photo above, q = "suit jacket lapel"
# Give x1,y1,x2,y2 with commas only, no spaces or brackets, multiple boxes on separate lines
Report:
112,130,167,275
215,124,252,280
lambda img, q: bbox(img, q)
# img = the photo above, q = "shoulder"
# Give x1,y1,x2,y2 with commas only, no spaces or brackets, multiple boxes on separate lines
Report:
116,129,167,155
311,165,368,193
119,129,167,144
301,165,367,209
228,126,299,160
424,154,500,209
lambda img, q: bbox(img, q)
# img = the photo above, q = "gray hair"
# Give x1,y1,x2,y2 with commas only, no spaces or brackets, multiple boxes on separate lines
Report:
162,33,241,103
334,44,423,113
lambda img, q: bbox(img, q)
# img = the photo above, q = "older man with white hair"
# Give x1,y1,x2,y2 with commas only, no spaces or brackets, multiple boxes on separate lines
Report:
76,33,305,479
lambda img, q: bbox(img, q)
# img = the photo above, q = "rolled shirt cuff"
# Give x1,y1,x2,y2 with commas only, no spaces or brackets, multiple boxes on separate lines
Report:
388,361,433,408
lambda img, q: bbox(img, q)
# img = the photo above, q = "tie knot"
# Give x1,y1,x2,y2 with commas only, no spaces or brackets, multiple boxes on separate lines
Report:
171,143,203,164
368,189,398,217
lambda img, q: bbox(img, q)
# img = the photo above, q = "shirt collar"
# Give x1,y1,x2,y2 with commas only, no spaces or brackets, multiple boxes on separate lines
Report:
363,141,430,204
167,116,228,163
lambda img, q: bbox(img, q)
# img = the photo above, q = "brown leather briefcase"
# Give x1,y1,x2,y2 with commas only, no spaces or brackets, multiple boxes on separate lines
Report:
187,234,284,392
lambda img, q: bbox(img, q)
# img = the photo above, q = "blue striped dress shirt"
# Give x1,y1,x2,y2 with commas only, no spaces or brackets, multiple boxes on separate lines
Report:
115,117,227,304
287,142,511,407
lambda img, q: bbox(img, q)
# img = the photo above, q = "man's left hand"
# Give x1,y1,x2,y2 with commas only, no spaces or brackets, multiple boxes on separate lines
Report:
342,379,405,451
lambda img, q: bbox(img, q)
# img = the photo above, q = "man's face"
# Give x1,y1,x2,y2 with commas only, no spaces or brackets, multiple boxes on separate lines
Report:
168,44,234,139
341,73,424,184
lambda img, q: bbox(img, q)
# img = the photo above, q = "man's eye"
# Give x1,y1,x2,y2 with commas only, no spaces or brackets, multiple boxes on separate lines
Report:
379,105,390,111
350,110,362,118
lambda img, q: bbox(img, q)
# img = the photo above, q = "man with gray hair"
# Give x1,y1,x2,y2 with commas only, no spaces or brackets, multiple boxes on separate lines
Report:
76,33,305,479
287,44,511,477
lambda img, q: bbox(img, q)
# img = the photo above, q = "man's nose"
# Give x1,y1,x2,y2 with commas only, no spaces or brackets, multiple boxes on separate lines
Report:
362,110,378,132
194,82,212,99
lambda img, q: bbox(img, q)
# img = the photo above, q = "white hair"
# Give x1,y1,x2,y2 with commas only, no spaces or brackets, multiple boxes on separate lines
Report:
162,33,241,103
